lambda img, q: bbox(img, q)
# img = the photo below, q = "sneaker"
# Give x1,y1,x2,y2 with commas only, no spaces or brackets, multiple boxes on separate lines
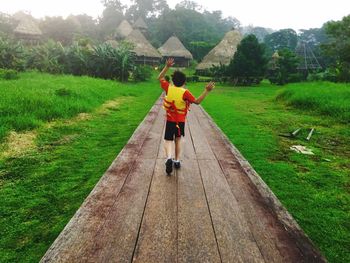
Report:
174,161,181,169
165,158,173,175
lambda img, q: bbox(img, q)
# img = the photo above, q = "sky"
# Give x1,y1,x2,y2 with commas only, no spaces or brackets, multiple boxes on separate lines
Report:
1,0,349,30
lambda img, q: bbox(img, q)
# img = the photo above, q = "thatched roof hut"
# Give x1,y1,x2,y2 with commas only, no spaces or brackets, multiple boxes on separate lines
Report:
124,29,161,65
196,29,242,72
14,18,42,41
115,20,133,40
158,35,193,67
133,17,148,31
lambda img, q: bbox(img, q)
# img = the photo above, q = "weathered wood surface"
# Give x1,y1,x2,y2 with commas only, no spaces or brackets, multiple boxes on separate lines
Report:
41,97,326,263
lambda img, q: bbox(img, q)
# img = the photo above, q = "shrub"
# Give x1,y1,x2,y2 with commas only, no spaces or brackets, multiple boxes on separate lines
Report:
65,42,92,76
0,68,19,80
132,65,152,82
26,40,66,74
55,88,72,96
90,41,135,81
0,37,25,70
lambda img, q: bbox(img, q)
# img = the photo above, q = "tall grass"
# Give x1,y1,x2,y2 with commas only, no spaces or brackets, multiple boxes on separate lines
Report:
276,82,350,122
0,71,143,142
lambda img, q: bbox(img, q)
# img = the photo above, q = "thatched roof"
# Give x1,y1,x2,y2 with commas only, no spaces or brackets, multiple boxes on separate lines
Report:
105,39,119,48
133,17,148,30
14,18,42,36
196,29,242,70
125,29,161,58
158,36,193,59
115,20,133,39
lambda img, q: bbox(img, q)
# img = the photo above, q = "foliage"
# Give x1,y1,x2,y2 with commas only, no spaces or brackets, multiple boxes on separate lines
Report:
65,42,93,76
0,37,25,71
0,12,16,38
0,68,19,80
126,0,169,20
322,15,350,82
68,14,99,40
188,41,215,62
264,29,298,56
99,0,125,39
90,42,135,81
132,65,153,81
299,27,331,68
242,25,274,42
268,48,301,85
39,16,80,45
148,6,239,49
227,34,267,85
26,40,66,74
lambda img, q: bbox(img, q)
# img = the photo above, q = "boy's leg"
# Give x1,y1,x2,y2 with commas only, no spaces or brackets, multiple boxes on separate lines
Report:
174,122,185,169
175,137,182,161
164,139,173,159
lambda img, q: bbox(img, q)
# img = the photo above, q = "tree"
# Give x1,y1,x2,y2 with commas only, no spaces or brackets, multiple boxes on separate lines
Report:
264,29,298,56
268,49,301,85
69,14,98,40
147,6,239,50
40,16,80,45
322,15,350,82
299,27,331,68
227,34,267,85
242,26,274,42
99,0,125,39
0,12,17,38
125,0,169,20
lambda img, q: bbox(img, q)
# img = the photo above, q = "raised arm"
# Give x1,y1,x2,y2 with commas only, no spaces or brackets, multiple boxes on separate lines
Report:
193,81,215,105
158,58,174,81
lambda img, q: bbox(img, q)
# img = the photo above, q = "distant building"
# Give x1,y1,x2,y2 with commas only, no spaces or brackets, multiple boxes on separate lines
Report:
13,12,42,43
158,35,193,67
125,29,161,66
115,20,133,40
196,29,242,74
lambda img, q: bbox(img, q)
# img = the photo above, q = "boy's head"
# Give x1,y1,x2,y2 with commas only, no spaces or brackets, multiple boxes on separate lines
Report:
171,70,186,87
164,75,170,82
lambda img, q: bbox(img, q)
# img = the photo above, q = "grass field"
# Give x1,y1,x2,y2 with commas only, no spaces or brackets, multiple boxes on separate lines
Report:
1,72,349,262
190,81,350,263
0,72,161,262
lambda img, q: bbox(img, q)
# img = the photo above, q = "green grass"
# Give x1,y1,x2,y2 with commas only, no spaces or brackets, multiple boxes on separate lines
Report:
276,81,350,122
0,72,161,262
0,71,146,142
189,81,350,263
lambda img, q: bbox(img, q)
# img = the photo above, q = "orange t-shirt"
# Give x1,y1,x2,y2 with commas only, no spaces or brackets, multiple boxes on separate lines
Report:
160,79,195,122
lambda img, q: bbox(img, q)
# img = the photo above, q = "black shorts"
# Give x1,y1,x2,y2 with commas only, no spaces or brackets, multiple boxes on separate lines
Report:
164,121,185,141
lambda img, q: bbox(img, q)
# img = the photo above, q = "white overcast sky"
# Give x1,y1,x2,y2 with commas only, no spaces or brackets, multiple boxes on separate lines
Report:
1,0,349,30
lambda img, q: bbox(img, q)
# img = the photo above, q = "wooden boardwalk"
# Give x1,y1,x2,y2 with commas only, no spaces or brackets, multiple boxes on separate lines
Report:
41,97,326,263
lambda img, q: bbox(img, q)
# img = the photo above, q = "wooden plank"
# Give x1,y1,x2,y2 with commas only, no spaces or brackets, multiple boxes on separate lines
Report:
41,98,163,263
196,106,327,262
182,112,197,160
177,157,221,263
192,106,288,261
132,159,177,263
197,159,265,263
76,158,156,262
187,109,215,160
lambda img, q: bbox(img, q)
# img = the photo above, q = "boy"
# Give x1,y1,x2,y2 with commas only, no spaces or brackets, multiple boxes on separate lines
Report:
158,58,215,175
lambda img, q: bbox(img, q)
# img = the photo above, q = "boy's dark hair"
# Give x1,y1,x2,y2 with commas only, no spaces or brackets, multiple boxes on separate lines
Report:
164,75,170,82
171,70,186,87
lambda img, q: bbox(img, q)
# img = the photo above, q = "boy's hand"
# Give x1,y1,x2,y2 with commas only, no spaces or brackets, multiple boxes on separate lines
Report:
205,81,215,92
166,58,175,67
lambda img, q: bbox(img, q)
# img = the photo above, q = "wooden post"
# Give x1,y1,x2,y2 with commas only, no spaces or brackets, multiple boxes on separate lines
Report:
306,128,315,141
